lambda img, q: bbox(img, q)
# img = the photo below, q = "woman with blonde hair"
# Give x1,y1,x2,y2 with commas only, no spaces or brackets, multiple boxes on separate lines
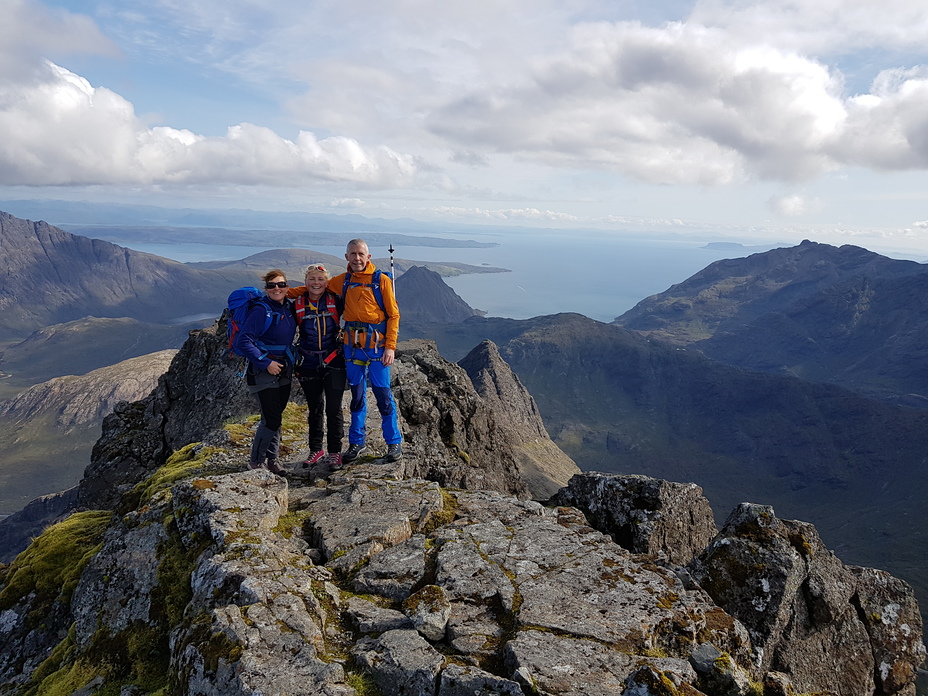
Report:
233,269,297,474
291,263,347,468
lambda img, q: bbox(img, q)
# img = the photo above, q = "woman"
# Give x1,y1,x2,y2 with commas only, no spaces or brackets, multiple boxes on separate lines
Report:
292,263,347,468
233,269,297,474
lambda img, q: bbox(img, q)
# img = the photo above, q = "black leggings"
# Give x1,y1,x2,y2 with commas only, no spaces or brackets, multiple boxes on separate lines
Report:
250,382,292,463
299,367,347,453
255,382,292,431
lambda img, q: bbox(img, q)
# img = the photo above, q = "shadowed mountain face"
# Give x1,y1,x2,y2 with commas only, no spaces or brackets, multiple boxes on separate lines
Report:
0,212,256,340
615,239,928,406
396,265,482,324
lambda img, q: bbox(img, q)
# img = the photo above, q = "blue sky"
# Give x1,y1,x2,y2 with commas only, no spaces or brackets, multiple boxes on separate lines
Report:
3,0,928,254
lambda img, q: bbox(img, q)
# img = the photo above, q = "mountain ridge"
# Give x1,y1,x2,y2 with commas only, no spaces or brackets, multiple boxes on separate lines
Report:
615,239,928,405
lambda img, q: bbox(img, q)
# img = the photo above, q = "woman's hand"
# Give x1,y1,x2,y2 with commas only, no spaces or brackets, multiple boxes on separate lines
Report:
267,360,284,376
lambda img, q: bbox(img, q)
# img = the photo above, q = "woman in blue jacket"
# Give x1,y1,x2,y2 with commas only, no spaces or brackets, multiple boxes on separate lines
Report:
233,269,297,474
292,263,347,469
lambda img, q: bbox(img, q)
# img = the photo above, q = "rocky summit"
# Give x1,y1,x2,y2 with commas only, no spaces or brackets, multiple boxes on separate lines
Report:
0,320,924,696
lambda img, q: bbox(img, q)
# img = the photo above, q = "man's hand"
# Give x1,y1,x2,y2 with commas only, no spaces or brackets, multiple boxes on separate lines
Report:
382,348,395,366
267,360,283,375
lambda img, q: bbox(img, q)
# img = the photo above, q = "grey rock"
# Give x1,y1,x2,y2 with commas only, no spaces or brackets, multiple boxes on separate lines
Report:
437,663,523,696
306,478,443,564
352,629,445,696
71,501,171,647
346,596,415,633
504,629,640,696
446,601,505,658
688,502,902,696
688,641,753,696
77,319,258,511
762,671,795,696
169,469,353,696
403,585,451,641
849,565,926,694
552,471,717,565
352,533,429,601
624,665,706,696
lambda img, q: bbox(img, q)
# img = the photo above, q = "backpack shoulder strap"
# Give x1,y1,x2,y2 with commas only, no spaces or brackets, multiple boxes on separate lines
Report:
341,270,388,313
250,298,275,335
325,292,340,325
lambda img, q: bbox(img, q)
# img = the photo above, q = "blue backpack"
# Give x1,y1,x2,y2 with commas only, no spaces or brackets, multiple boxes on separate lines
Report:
226,287,274,358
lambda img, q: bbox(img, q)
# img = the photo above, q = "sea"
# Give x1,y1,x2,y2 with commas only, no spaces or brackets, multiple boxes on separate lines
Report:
122,230,750,322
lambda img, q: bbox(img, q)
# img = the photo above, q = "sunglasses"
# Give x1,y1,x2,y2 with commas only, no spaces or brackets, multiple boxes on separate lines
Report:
265,281,288,289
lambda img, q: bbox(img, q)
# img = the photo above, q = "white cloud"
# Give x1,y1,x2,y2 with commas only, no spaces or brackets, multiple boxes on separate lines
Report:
689,0,928,55
428,22,847,184
329,198,367,208
836,68,928,169
0,61,420,188
768,193,820,217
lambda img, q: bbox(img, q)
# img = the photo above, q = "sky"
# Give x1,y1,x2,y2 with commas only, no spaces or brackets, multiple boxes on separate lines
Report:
3,0,928,254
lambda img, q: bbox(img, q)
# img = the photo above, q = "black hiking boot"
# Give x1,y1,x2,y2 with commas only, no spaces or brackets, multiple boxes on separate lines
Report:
385,443,403,462
343,443,368,463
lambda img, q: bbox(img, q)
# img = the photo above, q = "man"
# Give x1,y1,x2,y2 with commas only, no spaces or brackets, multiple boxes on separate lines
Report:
328,239,402,463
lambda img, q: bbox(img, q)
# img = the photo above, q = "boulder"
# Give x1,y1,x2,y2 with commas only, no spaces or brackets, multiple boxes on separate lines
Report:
552,471,718,565
689,502,923,696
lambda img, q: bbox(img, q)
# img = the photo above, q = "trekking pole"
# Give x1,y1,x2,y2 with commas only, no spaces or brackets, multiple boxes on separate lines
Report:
389,243,395,297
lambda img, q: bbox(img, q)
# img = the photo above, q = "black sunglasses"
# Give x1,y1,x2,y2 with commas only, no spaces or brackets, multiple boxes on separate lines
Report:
265,281,288,289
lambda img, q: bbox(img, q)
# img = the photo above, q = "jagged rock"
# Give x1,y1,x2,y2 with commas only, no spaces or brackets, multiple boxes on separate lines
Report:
624,665,706,696
688,502,924,696
71,502,171,648
352,533,429,601
76,319,256,511
458,339,580,499
170,468,351,696
352,629,445,696
849,565,926,694
346,596,415,633
762,671,795,696
403,584,451,641
552,472,717,565
392,339,535,499
689,642,753,696
437,663,523,696
304,478,444,569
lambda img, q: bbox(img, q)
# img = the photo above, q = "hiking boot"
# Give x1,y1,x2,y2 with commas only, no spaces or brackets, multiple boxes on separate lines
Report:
266,459,287,475
385,443,403,462
327,453,343,470
342,443,368,464
247,460,264,470
302,450,325,468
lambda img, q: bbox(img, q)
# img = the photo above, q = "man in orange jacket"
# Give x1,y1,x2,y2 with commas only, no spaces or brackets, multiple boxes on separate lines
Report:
328,239,402,463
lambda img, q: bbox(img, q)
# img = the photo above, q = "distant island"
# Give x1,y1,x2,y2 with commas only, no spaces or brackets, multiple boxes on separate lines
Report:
702,241,789,252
